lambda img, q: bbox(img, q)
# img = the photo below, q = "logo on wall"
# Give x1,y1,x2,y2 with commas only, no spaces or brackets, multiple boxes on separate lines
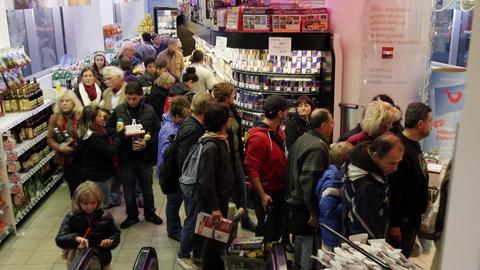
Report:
434,84,466,116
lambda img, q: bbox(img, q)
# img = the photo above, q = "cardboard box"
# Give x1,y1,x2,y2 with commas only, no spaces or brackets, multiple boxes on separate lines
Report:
195,212,233,243
231,236,264,250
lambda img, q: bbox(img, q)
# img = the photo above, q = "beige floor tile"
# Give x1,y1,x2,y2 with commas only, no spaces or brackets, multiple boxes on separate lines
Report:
26,251,62,265
20,264,54,270
8,238,42,251
150,236,179,249
51,263,68,270
14,227,52,239
156,248,178,262
35,238,61,251
115,248,143,263
120,236,153,249
113,262,137,270
0,250,33,265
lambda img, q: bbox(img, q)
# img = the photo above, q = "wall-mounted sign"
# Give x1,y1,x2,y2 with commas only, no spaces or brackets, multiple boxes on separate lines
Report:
268,37,292,57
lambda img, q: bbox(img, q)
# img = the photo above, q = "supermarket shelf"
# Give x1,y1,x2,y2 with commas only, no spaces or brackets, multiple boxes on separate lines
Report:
232,68,320,78
0,205,8,217
13,131,48,156
0,226,12,244
235,86,320,96
20,151,55,184
15,172,63,224
0,99,54,134
237,106,264,114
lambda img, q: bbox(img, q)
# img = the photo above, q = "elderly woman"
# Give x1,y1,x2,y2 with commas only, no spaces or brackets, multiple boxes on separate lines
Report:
100,66,127,112
74,67,102,106
347,100,401,145
47,91,84,197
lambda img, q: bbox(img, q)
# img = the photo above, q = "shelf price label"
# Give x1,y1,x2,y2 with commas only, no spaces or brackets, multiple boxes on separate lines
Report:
268,37,292,57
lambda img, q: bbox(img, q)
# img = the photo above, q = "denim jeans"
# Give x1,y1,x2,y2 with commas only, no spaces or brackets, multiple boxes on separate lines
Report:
120,160,156,219
94,178,113,206
178,194,204,258
233,152,247,209
166,190,183,237
201,200,228,270
253,189,287,242
294,235,316,270
109,176,122,205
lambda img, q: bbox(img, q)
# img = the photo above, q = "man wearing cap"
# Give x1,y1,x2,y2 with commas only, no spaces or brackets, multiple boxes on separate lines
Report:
157,37,184,78
244,95,290,243
286,108,334,270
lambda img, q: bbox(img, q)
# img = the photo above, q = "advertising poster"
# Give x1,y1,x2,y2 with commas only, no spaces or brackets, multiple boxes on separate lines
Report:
422,69,466,161
11,0,91,9
359,0,435,112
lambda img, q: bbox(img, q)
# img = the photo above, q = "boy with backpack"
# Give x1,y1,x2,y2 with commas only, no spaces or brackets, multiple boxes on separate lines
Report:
156,96,191,241
315,141,353,251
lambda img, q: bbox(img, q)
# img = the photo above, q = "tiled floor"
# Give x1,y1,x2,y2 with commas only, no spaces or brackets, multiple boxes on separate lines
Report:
0,181,436,270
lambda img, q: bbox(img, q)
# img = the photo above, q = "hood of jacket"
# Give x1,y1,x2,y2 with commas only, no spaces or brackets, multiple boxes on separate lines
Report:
200,131,229,147
162,112,176,126
248,122,286,152
347,141,386,184
170,82,190,96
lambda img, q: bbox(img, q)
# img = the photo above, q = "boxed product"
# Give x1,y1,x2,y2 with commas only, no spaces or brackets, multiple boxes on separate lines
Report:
271,9,302,32
242,8,270,32
231,236,264,250
226,7,243,31
195,212,234,243
302,8,329,32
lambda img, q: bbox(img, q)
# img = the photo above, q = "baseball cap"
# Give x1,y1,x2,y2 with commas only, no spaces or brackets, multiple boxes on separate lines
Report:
263,95,293,116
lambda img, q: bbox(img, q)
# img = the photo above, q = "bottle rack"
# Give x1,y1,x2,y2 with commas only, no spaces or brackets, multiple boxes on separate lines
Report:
0,49,60,244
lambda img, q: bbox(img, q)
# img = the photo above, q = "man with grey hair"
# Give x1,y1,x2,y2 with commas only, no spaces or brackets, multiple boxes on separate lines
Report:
157,37,184,78
344,134,404,240
111,40,141,67
286,108,334,270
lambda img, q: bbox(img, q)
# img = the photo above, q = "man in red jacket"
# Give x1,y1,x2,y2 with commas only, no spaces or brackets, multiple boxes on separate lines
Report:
245,95,291,242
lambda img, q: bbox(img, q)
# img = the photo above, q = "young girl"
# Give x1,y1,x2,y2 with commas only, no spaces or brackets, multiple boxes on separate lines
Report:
92,51,108,90
56,181,121,269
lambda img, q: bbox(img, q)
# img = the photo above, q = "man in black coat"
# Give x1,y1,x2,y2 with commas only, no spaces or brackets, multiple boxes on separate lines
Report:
389,102,433,257
107,81,163,229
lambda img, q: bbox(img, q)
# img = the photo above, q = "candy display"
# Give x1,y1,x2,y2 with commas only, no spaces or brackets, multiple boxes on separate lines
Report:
103,23,123,38
0,49,31,72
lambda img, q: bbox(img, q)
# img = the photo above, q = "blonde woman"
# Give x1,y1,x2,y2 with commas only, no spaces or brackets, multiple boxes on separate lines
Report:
347,100,401,146
47,91,84,197
100,66,126,112
150,72,176,120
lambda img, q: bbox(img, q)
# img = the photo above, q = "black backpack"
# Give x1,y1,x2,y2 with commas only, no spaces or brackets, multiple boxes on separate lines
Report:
158,134,181,194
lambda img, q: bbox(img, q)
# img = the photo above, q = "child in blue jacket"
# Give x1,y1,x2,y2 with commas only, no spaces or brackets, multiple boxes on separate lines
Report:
316,141,353,250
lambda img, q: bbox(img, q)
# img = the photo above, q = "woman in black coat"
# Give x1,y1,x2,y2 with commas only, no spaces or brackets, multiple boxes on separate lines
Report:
284,96,316,151
150,72,176,121
212,82,257,232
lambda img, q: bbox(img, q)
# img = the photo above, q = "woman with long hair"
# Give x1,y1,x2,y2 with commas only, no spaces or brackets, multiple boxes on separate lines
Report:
47,91,84,197
74,67,102,106
77,105,121,205
92,51,108,90
211,82,257,232
284,96,316,151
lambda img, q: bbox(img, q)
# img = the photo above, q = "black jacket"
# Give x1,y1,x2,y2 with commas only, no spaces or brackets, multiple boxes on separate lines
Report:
107,101,160,164
170,82,190,96
344,141,389,239
389,132,429,226
137,73,157,88
177,25,195,56
176,116,205,172
150,85,169,121
284,115,310,151
56,209,120,250
227,105,244,166
79,131,121,182
197,136,235,211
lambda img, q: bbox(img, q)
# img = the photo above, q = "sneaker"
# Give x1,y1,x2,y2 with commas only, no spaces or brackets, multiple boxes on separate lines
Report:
176,256,197,269
120,217,139,229
145,214,163,225
191,256,202,266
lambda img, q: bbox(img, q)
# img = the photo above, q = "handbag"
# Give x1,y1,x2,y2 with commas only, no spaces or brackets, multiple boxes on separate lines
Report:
61,225,92,267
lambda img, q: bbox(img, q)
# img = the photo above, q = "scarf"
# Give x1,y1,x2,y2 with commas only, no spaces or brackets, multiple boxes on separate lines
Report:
79,82,101,105
61,112,78,139
201,132,229,152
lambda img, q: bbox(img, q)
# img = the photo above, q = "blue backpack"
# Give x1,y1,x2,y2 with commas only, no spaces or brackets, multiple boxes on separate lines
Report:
178,142,205,198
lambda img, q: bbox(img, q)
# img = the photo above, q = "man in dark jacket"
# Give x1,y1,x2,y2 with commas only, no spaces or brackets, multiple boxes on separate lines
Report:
344,134,404,239
106,81,162,229
176,14,195,57
244,95,290,243
286,108,333,270
176,92,213,268
388,102,432,257
197,103,235,270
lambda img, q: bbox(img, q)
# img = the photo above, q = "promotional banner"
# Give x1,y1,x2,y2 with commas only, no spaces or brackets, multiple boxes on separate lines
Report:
422,69,466,161
10,0,91,9
359,0,435,112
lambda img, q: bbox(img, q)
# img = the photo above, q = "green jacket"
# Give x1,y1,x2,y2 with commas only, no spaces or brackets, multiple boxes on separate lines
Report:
287,129,330,214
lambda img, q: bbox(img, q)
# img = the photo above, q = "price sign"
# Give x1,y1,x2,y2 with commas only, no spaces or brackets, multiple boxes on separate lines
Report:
268,37,292,57
215,36,228,57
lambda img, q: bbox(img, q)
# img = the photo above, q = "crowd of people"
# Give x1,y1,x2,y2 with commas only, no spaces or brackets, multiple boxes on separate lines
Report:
50,28,439,270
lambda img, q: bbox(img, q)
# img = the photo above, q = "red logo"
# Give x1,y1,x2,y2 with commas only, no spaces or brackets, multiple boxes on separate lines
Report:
382,47,394,59
443,89,463,104
434,119,444,128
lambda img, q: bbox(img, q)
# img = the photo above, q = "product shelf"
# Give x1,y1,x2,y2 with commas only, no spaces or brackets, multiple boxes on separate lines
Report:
20,151,55,184
15,172,63,224
232,68,320,78
0,226,13,244
237,106,264,114
13,131,48,157
0,99,55,134
235,85,320,96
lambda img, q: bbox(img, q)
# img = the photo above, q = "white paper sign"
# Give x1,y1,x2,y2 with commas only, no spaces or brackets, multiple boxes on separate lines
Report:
215,36,228,57
268,37,292,57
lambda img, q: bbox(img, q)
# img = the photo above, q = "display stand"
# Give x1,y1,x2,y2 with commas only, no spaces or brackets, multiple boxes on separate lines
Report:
0,49,61,244
153,7,179,36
